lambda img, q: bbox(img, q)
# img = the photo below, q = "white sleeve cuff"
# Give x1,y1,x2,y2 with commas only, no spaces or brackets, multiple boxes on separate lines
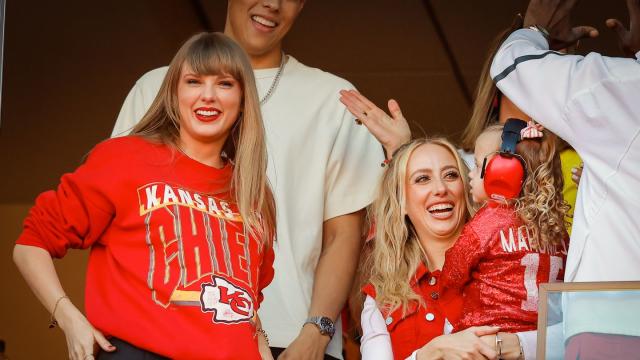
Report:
360,295,394,360
516,330,537,360
516,28,551,50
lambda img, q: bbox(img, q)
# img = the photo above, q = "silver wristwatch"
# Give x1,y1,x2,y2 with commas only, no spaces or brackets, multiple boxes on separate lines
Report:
304,316,335,338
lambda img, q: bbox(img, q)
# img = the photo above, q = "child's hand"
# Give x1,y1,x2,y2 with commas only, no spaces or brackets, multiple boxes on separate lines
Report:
571,163,583,185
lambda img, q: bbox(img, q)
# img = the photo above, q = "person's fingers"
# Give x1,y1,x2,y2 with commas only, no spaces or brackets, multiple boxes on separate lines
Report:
352,89,378,110
571,166,582,185
338,94,358,111
606,18,627,41
387,99,404,121
627,0,640,24
339,94,368,122
572,25,599,41
94,331,116,352
71,344,89,360
340,91,370,117
343,90,370,110
339,90,361,109
476,341,498,360
564,0,582,11
349,90,388,124
470,326,500,336
81,339,96,360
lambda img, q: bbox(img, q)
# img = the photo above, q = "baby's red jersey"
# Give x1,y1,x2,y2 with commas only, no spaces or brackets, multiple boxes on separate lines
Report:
441,203,568,332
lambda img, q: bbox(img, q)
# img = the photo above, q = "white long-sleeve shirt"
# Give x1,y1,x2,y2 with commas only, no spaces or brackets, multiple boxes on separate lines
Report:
360,295,538,360
491,29,640,283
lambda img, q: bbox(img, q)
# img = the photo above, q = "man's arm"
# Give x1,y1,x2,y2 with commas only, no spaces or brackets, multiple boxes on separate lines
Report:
279,210,365,359
490,0,639,145
491,28,626,145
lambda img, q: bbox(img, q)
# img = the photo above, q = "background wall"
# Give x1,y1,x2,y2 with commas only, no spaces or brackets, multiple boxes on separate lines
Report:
0,0,627,358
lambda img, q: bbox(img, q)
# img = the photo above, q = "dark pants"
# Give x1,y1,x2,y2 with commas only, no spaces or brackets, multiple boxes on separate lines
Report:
97,338,168,360
270,347,339,360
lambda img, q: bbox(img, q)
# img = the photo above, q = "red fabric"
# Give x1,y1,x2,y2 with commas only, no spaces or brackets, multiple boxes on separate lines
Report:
564,332,640,359
363,265,464,360
17,137,274,360
440,203,568,333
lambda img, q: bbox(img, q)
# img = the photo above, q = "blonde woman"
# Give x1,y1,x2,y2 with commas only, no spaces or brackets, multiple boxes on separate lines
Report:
360,138,538,360
13,32,275,360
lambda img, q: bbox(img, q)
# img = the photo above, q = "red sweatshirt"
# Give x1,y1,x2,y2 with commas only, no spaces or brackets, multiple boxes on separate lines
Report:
440,203,568,332
17,136,274,359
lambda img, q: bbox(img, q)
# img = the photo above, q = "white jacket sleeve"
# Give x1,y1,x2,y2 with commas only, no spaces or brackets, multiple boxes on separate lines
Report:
360,295,394,360
111,67,169,137
516,330,537,360
490,29,639,148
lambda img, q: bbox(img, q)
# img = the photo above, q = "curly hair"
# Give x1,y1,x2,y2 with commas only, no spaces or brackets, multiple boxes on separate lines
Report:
362,138,473,317
515,131,570,249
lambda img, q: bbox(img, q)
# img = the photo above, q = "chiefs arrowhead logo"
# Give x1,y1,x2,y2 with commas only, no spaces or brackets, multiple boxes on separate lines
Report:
200,275,254,324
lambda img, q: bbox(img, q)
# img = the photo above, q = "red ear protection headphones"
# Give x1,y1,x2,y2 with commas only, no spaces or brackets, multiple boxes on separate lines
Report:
480,119,528,201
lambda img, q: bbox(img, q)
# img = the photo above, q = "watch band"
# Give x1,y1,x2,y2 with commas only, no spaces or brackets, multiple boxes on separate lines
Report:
304,316,336,338
527,25,551,42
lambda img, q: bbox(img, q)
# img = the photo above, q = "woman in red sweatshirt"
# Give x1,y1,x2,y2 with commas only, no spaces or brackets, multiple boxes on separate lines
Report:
13,32,276,360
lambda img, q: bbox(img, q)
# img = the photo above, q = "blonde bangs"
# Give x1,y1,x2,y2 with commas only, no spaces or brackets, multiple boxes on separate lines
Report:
185,38,245,86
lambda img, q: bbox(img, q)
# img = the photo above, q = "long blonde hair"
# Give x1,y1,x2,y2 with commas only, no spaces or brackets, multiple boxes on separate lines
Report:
363,138,472,316
460,15,524,152
515,131,569,249
131,32,275,245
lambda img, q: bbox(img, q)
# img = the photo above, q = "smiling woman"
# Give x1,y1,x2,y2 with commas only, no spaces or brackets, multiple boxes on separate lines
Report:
363,138,472,320
404,142,469,247
176,68,242,162
13,32,276,360
360,138,504,360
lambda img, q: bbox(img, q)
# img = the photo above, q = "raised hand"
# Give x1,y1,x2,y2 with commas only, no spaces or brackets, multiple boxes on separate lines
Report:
571,163,583,185
523,0,598,50
606,0,640,57
339,89,411,158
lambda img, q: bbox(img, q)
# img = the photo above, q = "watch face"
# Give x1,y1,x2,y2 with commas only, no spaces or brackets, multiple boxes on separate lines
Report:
320,317,333,329
319,317,335,336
